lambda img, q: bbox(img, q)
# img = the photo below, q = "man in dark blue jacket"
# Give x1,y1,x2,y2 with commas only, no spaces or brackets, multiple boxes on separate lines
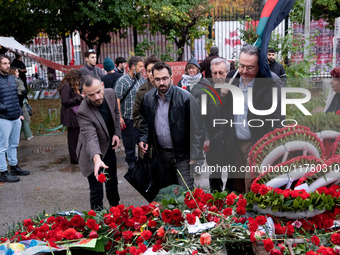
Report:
0,55,30,183
138,62,202,190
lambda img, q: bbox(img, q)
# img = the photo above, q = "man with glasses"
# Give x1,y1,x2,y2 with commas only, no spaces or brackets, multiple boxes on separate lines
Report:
204,58,232,192
138,62,201,190
222,45,283,193
115,56,145,168
80,49,105,77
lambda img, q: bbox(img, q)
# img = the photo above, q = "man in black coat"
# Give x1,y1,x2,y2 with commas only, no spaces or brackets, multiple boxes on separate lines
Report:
221,45,283,193
267,48,286,86
138,62,202,190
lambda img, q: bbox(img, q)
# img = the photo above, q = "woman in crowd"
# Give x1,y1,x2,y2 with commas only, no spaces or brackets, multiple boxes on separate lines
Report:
58,69,83,164
324,67,340,113
10,67,33,140
177,57,210,99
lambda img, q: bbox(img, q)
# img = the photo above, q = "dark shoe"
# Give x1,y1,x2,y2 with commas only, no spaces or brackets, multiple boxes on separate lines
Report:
0,171,20,182
10,165,30,176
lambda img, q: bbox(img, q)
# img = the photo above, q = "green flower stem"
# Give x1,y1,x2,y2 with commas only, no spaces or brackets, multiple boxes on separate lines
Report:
176,169,208,223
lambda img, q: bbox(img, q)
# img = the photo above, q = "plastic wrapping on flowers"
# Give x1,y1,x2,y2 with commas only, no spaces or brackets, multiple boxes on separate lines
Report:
1,186,340,255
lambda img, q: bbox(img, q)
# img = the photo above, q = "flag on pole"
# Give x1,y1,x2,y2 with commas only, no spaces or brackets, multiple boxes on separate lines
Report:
255,0,295,78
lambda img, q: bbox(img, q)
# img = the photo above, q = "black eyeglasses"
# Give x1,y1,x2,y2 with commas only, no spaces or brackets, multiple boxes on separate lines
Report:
154,76,170,83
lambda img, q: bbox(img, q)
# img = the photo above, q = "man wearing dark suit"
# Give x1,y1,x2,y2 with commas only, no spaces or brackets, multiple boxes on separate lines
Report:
77,75,121,210
223,45,283,193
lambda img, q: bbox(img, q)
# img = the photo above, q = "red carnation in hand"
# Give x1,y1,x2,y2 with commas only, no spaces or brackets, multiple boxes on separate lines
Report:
263,238,274,252
98,173,107,183
311,235,320,246
336,110,340,116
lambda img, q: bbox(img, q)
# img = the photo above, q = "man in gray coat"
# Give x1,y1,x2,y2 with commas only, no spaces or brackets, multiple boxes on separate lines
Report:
77,75,121,210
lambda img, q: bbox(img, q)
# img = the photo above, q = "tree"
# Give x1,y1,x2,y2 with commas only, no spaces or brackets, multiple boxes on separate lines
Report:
33,0,135,62
291,0,340,27
0,0,43,44
138,0,212,61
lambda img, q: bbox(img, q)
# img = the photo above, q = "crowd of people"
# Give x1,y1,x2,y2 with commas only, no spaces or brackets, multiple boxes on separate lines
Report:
0,45,339,210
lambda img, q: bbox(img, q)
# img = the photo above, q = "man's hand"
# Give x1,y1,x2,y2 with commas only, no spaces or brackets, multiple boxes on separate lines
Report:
120,117,125,129
93,154,108,180
220,88,229,97
112,135,119,150
189,160,197,165
19,115,24,121
138,142,148,154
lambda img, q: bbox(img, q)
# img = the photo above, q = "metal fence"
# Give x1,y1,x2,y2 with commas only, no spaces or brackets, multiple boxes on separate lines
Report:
15,7,333,84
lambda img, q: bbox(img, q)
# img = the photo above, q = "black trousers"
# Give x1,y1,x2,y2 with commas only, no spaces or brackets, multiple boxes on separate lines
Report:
67,126,80,164
87,148,119,210
121,118,139,165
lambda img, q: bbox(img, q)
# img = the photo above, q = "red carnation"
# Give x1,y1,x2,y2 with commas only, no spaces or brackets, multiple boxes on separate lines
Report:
236,206,246,215
171,209,183,221
269,249,282,255
141,230,152,240
251,182,261,193
161,210,173,224
138,215,147,224
156,226,165,237
311,235,320,246
263,238,274,252
255,215,267,225
63,228,76,240
138,243,147,253
192,251,198,255
259,185,270,195
186,213,196,225
200,232,212,245
148,220,157,228
122,230,133,240
132,207,143,218
86,218,99,231
98,173,107,183
248,218,259,232
89,230,98,239
88,210,96,217
305,252,317,255
331,233,340,245
152,244,163,252
223,208,233,216
70,215,85,228
250,232,256,242
110,207,121,217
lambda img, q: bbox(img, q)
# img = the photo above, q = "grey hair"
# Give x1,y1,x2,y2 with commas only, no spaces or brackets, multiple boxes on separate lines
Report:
210,58,230,71
82,75,101,87
240,45,260,59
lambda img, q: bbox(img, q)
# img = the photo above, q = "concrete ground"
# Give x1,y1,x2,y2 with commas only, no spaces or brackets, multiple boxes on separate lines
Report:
0,132,214,236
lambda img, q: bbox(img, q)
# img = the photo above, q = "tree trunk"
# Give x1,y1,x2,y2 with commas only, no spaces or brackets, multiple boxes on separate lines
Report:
96,41,102,63
175,37,187,61
62,35,68,65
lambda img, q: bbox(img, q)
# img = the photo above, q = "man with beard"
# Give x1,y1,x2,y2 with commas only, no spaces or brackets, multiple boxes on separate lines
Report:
267,48,286,86
115,56,145,167
0,55,30,183
138,62,202,190
77,75,121,210
79,49,105,77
